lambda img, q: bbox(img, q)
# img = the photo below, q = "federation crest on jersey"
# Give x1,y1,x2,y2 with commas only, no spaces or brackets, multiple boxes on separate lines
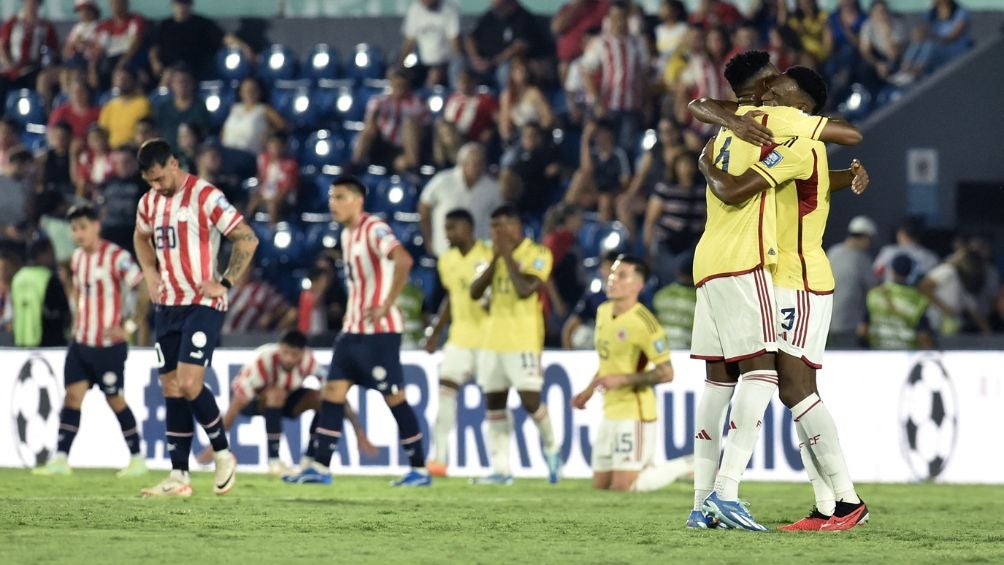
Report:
653,338,667,354
215,193,234,212
533,258,544,270
761,151,783,168
373,226,390,242
617,329,627,342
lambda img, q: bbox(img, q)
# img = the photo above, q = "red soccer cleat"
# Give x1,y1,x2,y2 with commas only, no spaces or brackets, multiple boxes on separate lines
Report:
780,508,831,532
820,499,869,531
426,460,448,478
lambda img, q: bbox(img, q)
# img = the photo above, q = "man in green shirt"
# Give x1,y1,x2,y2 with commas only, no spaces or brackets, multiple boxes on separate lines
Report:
11,238,69,347
859,254,935,350
652,253,696,350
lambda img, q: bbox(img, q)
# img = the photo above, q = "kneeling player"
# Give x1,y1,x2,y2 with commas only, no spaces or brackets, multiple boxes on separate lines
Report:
572,256,690,491
35,205,148,478
196,331,377,474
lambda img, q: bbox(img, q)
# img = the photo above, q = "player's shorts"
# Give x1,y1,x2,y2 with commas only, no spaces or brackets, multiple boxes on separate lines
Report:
439,344,479,384
240,387,315,418
154,305,225,375
774,287,833,369
64,341,128,395
476,350,543,394
593,418,657,473
691,268,778,363
329,332,405,394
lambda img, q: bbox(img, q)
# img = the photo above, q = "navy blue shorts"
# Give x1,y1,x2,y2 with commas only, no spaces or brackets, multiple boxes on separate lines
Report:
64,341,128,395
154,305,224,375
239,387,315,418
329,333,404,394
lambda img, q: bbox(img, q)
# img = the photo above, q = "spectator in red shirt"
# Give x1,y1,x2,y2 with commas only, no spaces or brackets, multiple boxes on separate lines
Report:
689,0,744,32
0,0,58,101
73,125,114,199
91,0,146,90
433,67,498,167
551,0,610,79
48,78,101,145
248,131,299,224
351,67,427,173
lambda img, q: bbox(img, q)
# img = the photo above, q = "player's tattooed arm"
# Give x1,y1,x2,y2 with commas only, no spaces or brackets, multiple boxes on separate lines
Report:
595,362,674,390
688,98,775,146
222,221,260,282
829,159,869,195
698,138,771,205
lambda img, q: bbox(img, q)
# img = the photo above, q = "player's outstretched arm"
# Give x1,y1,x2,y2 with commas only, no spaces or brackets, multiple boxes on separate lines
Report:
595,361,674,390
697,139,771,205
688,98,775,146
828,159,869,194
366,246,413,322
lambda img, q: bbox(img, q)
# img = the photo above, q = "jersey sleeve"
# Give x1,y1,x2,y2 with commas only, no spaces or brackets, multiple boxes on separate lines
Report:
135,193,154,234
114,249,144,288
203,187,243,236
521,245,553,282
757,106,828,141
749,139,814,188
368,219,402,258
232,366,262,403
639,317,672,366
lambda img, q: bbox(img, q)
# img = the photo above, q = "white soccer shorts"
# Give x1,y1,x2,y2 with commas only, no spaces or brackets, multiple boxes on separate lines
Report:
439,344,479,385
476,351,543,393
592,419,657,473
691,268,778,362
774,286,833,369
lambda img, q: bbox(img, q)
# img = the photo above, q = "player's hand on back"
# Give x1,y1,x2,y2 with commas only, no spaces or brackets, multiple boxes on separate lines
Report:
572,388,594,409
729,111,774,146
198,278,227,299
850,159,869,195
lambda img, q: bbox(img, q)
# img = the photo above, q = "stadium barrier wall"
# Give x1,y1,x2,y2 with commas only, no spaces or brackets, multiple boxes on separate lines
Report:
2,348,999,483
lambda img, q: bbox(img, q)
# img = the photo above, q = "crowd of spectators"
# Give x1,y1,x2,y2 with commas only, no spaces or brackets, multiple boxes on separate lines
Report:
0,0,983,349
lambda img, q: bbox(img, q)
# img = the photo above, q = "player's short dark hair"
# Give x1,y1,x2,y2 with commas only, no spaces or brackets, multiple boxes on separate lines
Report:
490,204,521,220
66,204,99,222
279,330,308,349
784,66,827,115
445,208,474,226
615,254,650,281
137,139,175,172
723,50,771,94
330,175,367,197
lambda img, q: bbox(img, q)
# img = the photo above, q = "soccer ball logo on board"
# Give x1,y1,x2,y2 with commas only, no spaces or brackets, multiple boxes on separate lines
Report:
10,356,61,468
898,356,958,481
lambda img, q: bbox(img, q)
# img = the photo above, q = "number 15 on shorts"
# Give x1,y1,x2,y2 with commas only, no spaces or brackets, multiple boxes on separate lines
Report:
614,433,634,454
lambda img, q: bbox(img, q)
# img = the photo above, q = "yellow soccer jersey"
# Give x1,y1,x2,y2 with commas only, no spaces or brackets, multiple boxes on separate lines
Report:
692,105,829,286
482,238,553,353
751,137,835,292
594,302,671,422
438,240,493,349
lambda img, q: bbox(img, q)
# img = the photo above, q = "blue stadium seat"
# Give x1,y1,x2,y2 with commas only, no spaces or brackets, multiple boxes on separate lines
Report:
548,88,568,117
258,44,299,84
838,83,874,122
346,43,385,82
593,222,629,258
304,43,341,82
200,81,234,129
409,264,438,309
368,175,418,218
20,130,46,153
419,85,449,118
272,81,317,130
303,219,341,256
250,221,277,268
358,167,388,201
301,129,349,170
272,222,307,267
216,47,252,82
5,89,44,126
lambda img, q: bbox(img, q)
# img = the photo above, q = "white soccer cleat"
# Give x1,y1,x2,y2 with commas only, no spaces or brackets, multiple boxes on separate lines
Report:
140,471,192,497
213,451,237,495
117,455,149,478
268,459,294,477
32,454,72,476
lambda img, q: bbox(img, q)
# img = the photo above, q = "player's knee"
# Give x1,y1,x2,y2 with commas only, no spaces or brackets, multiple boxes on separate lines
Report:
778,382,812,408
63,388,85,408
104,394,127,412
322,380,348,402
263,388,286,407
609,473,637,492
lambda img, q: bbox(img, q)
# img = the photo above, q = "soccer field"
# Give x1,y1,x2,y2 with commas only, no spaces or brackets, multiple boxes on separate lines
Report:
3,470,1003,564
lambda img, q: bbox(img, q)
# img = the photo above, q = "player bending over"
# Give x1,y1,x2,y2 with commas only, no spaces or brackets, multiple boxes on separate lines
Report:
424,209,493,477
283,176,430,487
195,330,377,475
134,139,259,497
572,256,693,491
34,204,149,478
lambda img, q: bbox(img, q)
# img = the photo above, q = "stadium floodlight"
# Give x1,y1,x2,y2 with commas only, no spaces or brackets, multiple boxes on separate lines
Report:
601,230,622,251
322,234,337,248
590,277,602,294
312,51,330,70
205,94,221,113
403,52,418,68
388,186,404,204
641,128,657,151
336,90,353,113
355,51,370,68
846,91,862,112
428,94,444,113
269,51,285,71
294,94,310,113
17,98,29,115
274,228,292,249
224,52,240,70
301,278,312,290
315,139,330,157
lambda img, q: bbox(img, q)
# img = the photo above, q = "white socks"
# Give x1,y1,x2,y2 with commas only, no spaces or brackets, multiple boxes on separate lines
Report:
693,379,735,510
795,418,836,515
434,386,458,463
531,406,557,453
714,370,778,501
634,456,694,492
793,393,860,505
486,409,512,476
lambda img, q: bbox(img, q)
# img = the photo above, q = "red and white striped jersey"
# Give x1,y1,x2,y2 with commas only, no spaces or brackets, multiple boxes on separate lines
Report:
232,343,320,401
364,92,428,147
0,14,57,79
341,213,405,334
581,33,649,112
135,174,244,310
442,92,498,140
94,14,145,58
71,240,144,347
223,280,290,333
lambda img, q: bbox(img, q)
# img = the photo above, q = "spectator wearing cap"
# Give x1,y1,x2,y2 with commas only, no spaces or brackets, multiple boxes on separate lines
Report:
860,253,935,350
98,66,151,148
828,215,878,346
154,63,211,149
149,0,225,81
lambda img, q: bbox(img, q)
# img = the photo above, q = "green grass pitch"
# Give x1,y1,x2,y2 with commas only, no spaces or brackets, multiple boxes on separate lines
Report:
2,469,1004,564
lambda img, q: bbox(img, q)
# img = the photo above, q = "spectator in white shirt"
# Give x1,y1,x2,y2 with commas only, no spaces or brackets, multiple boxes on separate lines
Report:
873,218,939,285
419,142,501,256
401,0,461,88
